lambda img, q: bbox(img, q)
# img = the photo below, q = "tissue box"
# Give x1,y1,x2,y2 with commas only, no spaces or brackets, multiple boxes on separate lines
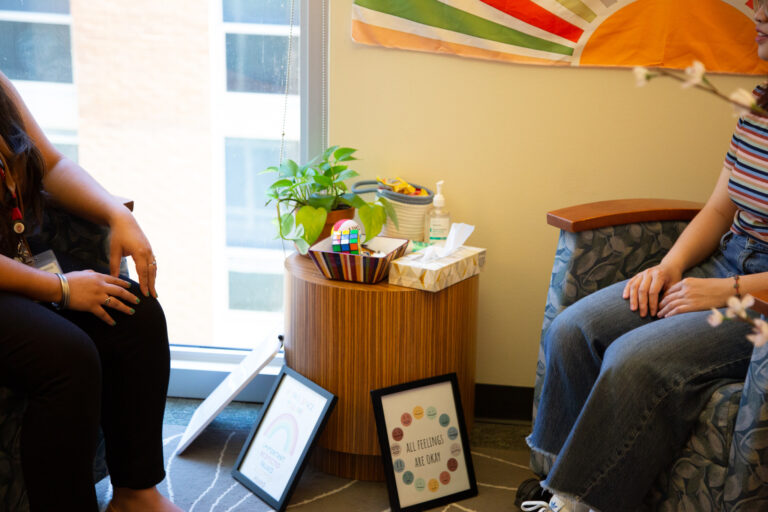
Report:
309,236,410,283
388,245,486,292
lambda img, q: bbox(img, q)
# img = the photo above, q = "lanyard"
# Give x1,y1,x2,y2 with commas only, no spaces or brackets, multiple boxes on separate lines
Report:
0,152,32,264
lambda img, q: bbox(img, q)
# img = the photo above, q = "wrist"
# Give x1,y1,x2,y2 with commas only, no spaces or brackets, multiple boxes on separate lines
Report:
51,273,70,310
106,204,133,228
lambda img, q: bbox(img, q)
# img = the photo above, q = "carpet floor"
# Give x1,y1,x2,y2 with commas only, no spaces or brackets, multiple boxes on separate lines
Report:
96,398,535,512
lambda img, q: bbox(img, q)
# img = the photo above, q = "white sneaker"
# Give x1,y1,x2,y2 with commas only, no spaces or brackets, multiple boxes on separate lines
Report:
520,495,572,512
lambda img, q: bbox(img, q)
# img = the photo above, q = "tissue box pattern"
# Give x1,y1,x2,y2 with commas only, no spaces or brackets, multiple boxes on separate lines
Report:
389,246,486,292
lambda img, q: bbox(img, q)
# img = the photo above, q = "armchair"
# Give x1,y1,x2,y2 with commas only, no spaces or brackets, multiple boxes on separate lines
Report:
0,199,132,511
532,199,768,511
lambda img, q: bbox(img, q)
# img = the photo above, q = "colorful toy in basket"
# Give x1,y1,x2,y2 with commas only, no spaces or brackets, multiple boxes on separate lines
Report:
331,219,361,254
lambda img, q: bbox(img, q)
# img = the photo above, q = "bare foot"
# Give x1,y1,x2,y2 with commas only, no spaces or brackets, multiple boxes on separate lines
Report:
108,486,183,512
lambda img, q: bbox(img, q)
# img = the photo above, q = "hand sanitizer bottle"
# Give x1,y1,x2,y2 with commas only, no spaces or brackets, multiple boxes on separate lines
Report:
424,180,451,245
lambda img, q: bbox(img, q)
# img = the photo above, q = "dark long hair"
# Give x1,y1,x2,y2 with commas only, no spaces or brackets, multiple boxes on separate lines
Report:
0,80,45,257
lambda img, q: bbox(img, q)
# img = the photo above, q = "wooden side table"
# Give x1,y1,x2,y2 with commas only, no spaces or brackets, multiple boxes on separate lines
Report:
284,253,478,481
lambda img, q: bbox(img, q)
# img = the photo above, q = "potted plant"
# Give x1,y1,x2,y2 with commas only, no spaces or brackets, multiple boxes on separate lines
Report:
264,146,397,254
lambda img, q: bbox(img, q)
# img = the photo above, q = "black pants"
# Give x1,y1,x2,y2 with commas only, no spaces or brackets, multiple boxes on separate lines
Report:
0,253,170,511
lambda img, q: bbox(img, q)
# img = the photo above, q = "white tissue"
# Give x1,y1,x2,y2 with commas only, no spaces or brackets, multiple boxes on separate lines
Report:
417,223,475,262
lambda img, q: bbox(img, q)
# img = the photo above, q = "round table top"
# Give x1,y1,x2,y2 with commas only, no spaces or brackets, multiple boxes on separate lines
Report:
284,252,418,293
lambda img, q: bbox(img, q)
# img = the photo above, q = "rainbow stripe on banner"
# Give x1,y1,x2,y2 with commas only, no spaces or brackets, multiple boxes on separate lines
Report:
352,0,768,74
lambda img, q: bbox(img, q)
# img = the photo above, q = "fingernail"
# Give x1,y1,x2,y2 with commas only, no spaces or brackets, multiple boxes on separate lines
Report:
135,297,141,304
144,291,149,297
129,308,135,315
111,320,117,326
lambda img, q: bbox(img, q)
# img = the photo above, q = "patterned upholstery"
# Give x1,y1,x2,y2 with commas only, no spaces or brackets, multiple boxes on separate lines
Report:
0,205,114,512
532,219,768,511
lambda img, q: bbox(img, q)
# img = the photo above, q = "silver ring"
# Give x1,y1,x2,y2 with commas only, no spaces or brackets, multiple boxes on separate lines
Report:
103,296,112,307
149,260,157,266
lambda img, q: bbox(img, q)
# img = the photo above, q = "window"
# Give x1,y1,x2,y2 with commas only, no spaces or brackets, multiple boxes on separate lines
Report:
0,0,325,359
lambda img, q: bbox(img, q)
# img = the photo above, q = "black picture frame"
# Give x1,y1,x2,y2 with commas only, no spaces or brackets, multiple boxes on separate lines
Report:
370,373,478,512
232,366,337,511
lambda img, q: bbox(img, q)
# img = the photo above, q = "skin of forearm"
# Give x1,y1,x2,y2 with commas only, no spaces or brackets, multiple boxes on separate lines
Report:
661,205,733,274
0,255,61,302
42,159,131,227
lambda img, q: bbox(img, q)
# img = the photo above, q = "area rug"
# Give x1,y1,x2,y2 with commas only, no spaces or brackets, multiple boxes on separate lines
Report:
96,421,535,511
91,399,533,512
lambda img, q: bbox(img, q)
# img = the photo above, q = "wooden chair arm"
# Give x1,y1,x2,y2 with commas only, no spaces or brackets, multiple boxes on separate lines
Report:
750,290,768,316
547,199,704,233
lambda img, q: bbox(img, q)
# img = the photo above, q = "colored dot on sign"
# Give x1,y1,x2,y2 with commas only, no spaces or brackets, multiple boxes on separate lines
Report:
415,478,425,491
447,458,458,471
450,443,461,456
391,444,401,456
440,471,451,485
403,471,414,485
392,428,403,441
439,414,450,427
428,479,439,492
394,459,405,473
413,406,424,419
426,406,437,419
401,412,412,426
447,426,458,440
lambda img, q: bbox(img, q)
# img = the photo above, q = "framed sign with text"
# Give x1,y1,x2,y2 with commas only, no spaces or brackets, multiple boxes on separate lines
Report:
371,373,477,512
232,366,337,512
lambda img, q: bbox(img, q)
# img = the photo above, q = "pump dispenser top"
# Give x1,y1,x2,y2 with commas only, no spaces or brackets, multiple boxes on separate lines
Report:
433,180,446,208
424,180,451,244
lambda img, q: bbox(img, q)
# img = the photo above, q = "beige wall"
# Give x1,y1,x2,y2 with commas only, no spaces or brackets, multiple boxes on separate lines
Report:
328,0,759,387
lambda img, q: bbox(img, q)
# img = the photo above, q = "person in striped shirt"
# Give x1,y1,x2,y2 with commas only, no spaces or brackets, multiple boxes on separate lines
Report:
521,3,768,512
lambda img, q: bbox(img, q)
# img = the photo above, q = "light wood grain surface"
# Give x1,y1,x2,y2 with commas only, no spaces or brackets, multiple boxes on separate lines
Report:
284,254,478,481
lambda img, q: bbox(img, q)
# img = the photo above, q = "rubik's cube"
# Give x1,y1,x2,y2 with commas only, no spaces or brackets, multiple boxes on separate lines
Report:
331,220,360,254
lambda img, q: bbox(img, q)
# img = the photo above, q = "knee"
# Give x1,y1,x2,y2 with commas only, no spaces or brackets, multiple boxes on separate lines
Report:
31,328,101,406
543,308,595,364
120,293,170,364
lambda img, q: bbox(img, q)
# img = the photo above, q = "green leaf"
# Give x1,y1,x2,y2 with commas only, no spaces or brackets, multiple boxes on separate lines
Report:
268,178,293,190
278,160,299,177
333,169,359,183
307,194,336,211
333,147,357,161
260,166,279,175
311,175,333,188
295,205,327,245
377,196,399,228
358,203,386,242
322,145,339,161
279,213,294,238
293,238,310,254
340,193,367,209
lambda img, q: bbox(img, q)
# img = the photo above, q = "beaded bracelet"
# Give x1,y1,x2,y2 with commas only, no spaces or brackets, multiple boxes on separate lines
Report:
52,272,70,310
733,275,741,298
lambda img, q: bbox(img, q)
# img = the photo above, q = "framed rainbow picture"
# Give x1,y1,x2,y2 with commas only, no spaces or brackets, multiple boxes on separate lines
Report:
371,373,477,512
232,366,337,511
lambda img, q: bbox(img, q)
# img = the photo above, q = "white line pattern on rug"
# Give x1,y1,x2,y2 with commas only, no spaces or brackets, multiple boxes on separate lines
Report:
223,491,259,512
165,435,186,503
189,432,236,512
287,480,358,507
478,482,517,491
209,482,240,512
164,433,183,446
471,450,531,470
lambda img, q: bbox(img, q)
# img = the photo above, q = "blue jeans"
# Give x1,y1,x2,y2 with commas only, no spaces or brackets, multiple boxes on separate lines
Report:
527,231,763,511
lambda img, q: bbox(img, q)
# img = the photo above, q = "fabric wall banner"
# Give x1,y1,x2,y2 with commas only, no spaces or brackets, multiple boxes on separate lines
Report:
351,0,768,75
